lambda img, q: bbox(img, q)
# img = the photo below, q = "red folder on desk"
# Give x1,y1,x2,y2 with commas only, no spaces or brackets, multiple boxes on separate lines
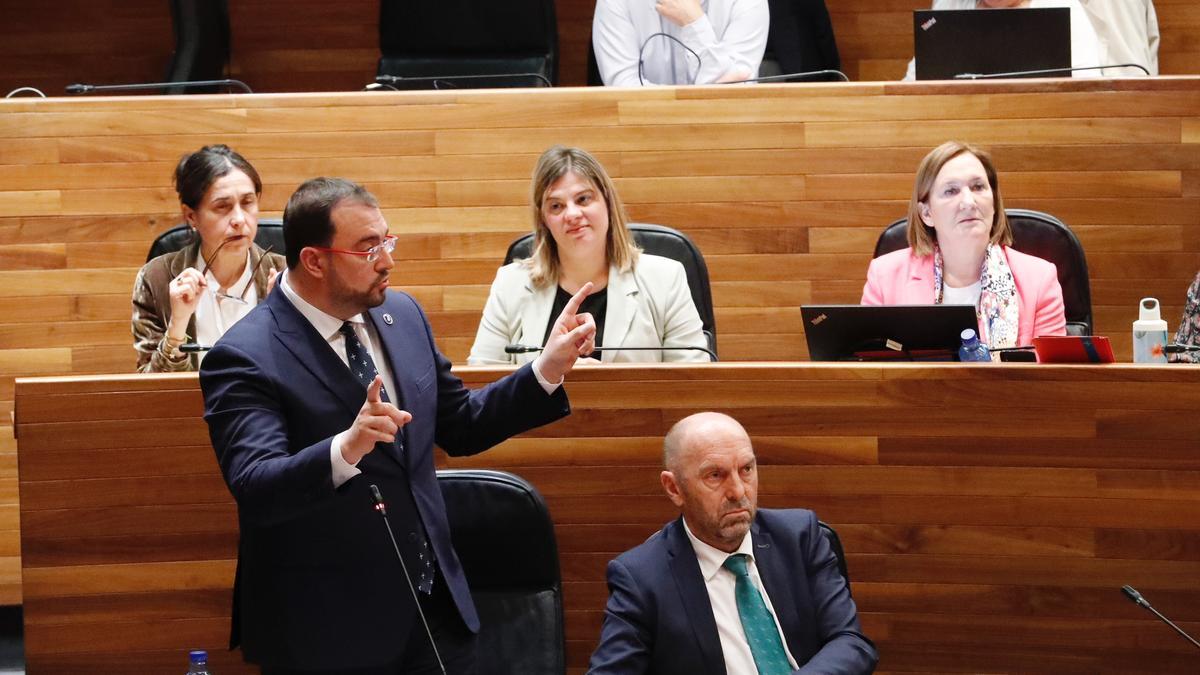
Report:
1033,336,1116,363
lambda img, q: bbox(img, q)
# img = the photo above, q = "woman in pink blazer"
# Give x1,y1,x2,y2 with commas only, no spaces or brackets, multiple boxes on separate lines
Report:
862,141,1066,349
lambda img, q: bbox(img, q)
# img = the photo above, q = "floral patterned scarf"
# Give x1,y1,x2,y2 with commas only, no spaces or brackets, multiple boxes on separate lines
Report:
933,243,1020,350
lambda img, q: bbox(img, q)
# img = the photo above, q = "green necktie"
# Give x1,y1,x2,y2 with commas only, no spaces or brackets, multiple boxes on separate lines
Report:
723,553,792,675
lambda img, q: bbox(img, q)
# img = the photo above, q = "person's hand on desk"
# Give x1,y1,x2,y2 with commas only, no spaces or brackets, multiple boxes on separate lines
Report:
715,69,752,83
536,282,598,382
341,375,412,465
656,0,703,27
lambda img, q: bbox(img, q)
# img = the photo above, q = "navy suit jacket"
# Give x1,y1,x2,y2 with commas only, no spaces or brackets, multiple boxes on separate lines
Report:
588,509,877,674
200,285,569,670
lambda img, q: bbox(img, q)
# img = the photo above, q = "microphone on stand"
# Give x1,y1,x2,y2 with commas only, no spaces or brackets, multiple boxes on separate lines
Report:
723,69,849,84
374,73,552,89
66,79,253,95
954,63,1151,79
504,343,717,362
1121,585,1200,650
369,485,447,675
1165,343,1200,355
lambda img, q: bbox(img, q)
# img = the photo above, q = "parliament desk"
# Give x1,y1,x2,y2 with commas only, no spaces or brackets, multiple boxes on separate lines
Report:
12,363,1200,674
3,77,1200,610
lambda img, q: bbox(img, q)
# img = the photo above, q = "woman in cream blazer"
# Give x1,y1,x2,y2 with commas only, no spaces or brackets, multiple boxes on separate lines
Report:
468,146,709,365
469,254,708,364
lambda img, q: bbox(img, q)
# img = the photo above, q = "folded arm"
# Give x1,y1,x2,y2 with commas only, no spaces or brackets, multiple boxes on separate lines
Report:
796,514,878,674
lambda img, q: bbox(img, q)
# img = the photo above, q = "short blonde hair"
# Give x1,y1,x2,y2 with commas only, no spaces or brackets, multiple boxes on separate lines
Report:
907,141,1012,257
525,146,639,287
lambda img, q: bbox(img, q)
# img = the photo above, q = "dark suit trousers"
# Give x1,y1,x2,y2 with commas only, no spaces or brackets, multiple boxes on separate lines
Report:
261,569,477,675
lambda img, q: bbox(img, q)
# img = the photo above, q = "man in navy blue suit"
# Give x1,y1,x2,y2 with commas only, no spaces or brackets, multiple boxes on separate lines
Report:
588,412,878,674
201,177,596,674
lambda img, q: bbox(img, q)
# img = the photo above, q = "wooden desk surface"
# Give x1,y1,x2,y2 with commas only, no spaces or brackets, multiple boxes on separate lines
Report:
13,363,1200,673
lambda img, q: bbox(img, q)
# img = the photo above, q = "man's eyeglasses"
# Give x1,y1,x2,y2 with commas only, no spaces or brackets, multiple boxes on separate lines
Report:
310,235,397,263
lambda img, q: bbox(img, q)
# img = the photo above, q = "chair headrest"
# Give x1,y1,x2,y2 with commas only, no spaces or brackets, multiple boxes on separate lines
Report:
145,219,284,263
437,469,559,590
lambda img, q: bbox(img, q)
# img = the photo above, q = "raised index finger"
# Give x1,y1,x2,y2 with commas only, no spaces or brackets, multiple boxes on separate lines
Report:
366,375,384,403
560,282,594,320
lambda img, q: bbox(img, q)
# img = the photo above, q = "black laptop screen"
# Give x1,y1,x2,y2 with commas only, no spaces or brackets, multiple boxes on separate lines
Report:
801,304,978,362
914,8,1071,80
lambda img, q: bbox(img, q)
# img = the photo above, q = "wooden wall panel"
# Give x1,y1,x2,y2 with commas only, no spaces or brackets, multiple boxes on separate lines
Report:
13,365,1200,672
0,1,1196,95
0,79,1198,608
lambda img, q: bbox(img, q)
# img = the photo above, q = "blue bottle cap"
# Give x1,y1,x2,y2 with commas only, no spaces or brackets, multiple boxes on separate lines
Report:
960,328,977,342
189,650,207,663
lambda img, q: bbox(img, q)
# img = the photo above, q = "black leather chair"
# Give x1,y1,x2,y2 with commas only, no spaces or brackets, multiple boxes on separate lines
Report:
145,218,285,263
760,0,842,81
873,208,1093,336
437,469,564,675
503,223,718,357
377,0,558,89
818,520,850,587
164,0,230,94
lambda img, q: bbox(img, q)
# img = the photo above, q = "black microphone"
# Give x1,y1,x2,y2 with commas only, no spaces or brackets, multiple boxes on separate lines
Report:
724,69,849,84
636,32,701,86
954,63,1151,79
1121,584,1200,650
374,73,552,89
179,343,211,353
1165,343,1200,354
504,343,717,362
368,485,447,675
65,79,253,95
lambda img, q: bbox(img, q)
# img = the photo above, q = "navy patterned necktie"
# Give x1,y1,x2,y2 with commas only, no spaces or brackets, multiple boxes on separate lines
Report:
338,321,434,594
340,321,388,400
723,553,791,675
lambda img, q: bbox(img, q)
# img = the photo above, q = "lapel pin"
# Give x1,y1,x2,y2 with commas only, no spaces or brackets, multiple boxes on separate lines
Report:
382,313,394,325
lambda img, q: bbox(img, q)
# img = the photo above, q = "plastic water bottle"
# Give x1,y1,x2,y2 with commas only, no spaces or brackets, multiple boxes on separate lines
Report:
958,328,991,362
186,650,211,675
1132,297,1168,363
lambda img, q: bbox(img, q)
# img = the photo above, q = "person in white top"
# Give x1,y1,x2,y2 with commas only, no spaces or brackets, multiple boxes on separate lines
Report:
589,412,878,674
1078,0,1159,76
592,0,769,86
904,0,1104,80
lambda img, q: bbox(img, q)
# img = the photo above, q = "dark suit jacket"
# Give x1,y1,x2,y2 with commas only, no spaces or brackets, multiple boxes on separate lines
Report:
588,509,877,674
200,285,569,670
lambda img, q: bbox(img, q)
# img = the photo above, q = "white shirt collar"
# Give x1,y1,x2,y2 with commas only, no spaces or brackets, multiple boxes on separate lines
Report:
279,271,366,341
682,517,755,582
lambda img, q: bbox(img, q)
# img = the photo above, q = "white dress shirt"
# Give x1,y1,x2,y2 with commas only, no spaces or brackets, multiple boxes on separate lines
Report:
194,251,258,366
682,519,799,673
279,272,397,488
1078,0,1159,76
592,0,769,86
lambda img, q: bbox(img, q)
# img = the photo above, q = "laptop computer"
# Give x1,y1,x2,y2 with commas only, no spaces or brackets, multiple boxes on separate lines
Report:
801,304,978,361
913,8,1071,80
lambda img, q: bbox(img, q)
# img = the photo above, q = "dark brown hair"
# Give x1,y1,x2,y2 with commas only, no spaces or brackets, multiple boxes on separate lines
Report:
283,177,379,269
173,144,262,210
